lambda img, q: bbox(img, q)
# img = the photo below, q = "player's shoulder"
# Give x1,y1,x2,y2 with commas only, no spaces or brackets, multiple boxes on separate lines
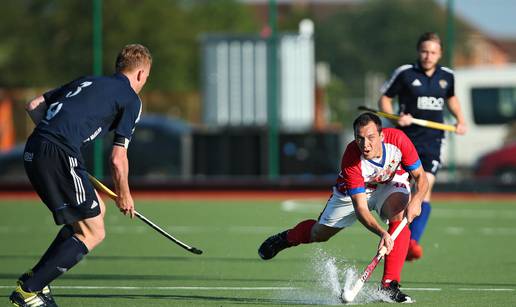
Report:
343,141,362,161
105,73,139,99
382,127,410,144
391,64,414,76
438,65,455,76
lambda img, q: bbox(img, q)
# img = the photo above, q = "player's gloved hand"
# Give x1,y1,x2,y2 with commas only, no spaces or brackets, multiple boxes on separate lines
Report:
116,193,135,218
455,122,467,135
378,231,394,255
397,112,413,126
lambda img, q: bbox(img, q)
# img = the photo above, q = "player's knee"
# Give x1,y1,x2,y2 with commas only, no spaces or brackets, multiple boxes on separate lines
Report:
74,224,105,249
310,226,334,242
93,227,106,245
382,192,410,219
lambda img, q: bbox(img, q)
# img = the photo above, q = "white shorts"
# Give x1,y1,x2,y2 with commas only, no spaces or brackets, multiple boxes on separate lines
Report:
318,179,410,229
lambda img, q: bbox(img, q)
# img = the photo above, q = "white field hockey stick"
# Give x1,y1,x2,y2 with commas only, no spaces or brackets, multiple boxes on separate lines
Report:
88,174,203,255
341,217,408,303
358,106,457,132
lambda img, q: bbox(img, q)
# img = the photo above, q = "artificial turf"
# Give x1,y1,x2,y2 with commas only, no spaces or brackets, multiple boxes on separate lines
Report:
1,197,515,306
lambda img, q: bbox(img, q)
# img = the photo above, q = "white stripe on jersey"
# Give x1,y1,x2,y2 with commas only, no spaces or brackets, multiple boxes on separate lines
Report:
135,98,143,124
69,157,85,204
440,66,454,74
380,64,413,94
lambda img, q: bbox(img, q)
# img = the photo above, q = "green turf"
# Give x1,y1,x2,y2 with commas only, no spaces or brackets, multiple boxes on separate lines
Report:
1,197,516,306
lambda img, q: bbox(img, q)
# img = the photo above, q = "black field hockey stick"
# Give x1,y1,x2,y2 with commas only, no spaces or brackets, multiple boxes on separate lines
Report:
88,174,203,255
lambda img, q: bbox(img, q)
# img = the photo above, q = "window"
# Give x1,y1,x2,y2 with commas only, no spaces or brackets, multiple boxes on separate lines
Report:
471,87,516,124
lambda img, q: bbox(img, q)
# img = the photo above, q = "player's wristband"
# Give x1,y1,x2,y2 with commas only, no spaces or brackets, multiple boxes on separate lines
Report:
113,135,130,148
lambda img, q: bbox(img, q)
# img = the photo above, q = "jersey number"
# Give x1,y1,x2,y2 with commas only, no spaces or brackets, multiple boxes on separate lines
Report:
45,102,63,121
44,81,93,121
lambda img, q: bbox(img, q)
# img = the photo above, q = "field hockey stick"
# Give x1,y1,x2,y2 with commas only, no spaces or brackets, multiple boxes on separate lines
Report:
358,106,457,132
341,217,408,303
87,174,203,255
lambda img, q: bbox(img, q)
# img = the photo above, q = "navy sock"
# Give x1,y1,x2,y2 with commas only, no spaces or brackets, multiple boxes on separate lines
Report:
409,201,431,242
22,236,88,292
32,225,75,274
19,225,74,284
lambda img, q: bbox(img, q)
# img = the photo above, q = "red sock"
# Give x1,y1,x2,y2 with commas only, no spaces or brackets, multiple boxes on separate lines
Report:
382,220,410,286
286,219,317,246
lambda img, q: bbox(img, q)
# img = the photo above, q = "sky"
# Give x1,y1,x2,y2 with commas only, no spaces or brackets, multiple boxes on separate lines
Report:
435,0,516,39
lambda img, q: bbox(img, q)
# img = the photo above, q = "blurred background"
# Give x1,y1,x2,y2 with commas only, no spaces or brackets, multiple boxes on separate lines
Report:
1,0,515,192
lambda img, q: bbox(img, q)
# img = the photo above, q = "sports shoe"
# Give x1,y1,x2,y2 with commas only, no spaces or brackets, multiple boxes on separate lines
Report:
382,280,414,303
258,230,292,260
406,239,423,261
9,285,57,307
16,272,57,307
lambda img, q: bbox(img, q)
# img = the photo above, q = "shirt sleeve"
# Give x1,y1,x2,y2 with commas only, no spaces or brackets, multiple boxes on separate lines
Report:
381,67,405,98
341,143,366,195
113,98,142,146
396,130,421,171
447,74,455,98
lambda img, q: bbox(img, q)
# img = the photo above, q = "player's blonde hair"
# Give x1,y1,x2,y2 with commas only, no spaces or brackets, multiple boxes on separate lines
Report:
115,44,152,73
417,32,442,51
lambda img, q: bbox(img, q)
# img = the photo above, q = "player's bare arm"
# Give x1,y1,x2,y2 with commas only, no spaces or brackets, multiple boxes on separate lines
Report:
111,145,135,218
378,95,413,126
447,96,467,135
351,193,393,254
405,165,429,223
25,95,47,125
378,95,394,114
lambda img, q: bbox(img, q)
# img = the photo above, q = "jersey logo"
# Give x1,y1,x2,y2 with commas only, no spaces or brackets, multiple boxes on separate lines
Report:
90,200,99,209
439,79,448,89
24,152,33,162
417,96,444,110
83,127,102,143
411,79,422,87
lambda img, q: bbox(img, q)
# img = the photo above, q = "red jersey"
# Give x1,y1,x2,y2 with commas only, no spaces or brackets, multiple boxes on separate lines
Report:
336,128,421,195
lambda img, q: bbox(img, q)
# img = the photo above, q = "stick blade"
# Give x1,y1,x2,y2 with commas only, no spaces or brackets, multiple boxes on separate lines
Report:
341,277,364,303
189,247,203,255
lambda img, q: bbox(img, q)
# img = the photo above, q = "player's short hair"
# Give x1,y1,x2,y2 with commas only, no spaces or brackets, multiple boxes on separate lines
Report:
353,112,382,135
115,44,152,73
417,32,442,51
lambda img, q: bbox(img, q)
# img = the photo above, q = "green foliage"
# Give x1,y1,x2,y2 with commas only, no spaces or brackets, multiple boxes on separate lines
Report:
316,0,468,98
0,0,258,90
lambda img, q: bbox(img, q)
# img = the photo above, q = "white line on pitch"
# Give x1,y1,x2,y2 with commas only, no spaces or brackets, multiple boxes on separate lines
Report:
1,285,514,292
401,288,441,291
458,288,515,291
0,286,297,291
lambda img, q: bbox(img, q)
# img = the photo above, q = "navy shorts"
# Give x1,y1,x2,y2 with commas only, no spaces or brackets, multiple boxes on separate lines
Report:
23,135,101,225
412,138,442,175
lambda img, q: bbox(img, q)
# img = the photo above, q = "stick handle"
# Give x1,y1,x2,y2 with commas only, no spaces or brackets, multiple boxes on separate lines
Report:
377,217,408,258
358,106,456,132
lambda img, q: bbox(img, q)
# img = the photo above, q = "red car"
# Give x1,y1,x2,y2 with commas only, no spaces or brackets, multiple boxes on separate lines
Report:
474,142,516,184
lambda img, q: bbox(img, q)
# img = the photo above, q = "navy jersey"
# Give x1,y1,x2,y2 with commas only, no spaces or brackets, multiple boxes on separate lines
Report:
35,73,142,157
381,62,455,140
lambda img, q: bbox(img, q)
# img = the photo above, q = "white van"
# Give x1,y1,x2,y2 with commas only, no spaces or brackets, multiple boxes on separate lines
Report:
442,64,516,168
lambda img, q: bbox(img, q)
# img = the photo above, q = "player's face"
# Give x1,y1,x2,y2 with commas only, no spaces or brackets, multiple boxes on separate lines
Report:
418,40,442,71
355,122,383,160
